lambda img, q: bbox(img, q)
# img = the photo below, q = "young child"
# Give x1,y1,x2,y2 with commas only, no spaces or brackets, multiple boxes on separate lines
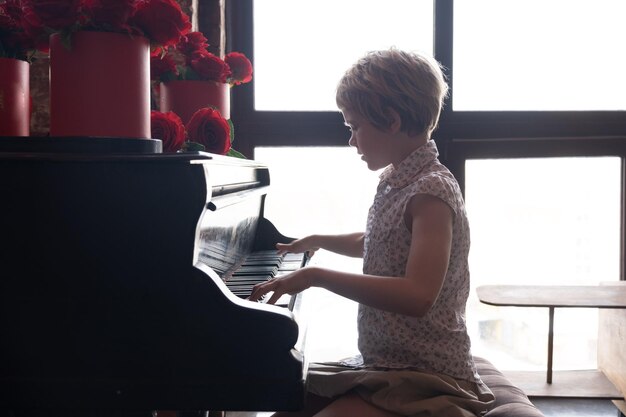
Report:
248,48,495,417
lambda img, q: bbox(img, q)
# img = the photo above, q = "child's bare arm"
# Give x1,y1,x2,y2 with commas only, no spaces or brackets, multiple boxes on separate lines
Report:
252,194,453,317
276,232,364,258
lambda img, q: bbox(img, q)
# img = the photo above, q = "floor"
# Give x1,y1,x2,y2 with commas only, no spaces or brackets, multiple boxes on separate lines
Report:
531,399,623,417
224,399,623,417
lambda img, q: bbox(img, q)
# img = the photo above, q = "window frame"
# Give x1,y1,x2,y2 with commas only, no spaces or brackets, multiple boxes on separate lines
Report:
226,0,626,279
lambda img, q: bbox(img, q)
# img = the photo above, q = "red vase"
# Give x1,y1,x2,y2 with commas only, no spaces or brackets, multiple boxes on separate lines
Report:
159,80,230,124
0,58,30,136
49,31,150,138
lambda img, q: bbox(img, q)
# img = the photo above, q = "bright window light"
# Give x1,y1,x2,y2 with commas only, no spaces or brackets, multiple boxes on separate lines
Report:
454,0,626,111
465,157,621,370
253,0,433,111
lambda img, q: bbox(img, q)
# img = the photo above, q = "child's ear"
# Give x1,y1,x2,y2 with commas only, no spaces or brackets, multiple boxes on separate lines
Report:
386,108,402,133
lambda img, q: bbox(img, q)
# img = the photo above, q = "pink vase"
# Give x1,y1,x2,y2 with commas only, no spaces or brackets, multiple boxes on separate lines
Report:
159,80,230,124
49,31,150,138
0,57,30,136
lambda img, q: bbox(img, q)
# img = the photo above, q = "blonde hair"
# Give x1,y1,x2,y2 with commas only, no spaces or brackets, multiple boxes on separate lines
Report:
336,48,449,136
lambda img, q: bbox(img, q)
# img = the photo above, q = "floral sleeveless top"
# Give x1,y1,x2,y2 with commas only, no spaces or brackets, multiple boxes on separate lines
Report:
355,139,481,383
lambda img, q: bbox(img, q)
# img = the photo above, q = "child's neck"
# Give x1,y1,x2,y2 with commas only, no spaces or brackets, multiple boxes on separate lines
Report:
390,132,430,167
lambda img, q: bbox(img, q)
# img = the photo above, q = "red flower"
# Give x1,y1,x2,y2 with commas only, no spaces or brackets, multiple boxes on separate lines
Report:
150,31,253,88
21,0,81,31
1,0,21,21
189,50,231,83
177,31,209,57
150,51,178,80
186,107,231,155
0,14,22,55
1,0,38,60
130,0,191,48
225,52,253,85
82,0,137,32
150,110,186,152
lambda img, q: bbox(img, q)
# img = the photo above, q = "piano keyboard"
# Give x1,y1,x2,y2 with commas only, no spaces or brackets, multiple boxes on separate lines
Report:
224,250,307,305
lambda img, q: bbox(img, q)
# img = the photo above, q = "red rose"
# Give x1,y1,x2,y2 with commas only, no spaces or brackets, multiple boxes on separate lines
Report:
82,0,137,32
0,12,12,29
0,7,19,38
0,0,22,22
150,51,178,80
22,0,81,30
0,15,20,55
151,110,186,152
130,0,191,47
177,31,209,56
189,50,230,83
225,52,253,85
186,108,231,155
1,1,37,59
19,11,48,53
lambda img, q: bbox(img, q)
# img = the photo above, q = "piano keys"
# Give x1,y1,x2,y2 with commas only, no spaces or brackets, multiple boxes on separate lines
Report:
0,137,310,413
225,250,306,306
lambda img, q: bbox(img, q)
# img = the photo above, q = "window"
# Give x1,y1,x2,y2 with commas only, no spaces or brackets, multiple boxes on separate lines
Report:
255,147,380,238
228,0,626,369
465,157,622,370
256,146,380,361
453,0,626,111
253,0,433,111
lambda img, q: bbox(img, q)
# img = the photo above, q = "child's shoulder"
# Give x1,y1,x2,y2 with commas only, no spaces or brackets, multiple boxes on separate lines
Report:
414,165,459,192
410,169,463,211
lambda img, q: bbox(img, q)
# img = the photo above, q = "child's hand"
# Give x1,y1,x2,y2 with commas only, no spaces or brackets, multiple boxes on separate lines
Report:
248,268,315,305
276,236,320,257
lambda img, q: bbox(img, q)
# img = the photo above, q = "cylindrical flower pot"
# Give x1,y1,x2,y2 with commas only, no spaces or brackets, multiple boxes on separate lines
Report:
0,57,30,136
159,80,230,124
49,31,151,138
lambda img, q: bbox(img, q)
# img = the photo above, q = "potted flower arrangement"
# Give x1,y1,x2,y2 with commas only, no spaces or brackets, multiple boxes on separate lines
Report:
150,106,243,158
151,30,253,125
20,0,192,139
0,0,37,136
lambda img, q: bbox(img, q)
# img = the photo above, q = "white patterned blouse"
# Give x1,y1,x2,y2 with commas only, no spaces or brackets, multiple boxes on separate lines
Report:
354,139,482,383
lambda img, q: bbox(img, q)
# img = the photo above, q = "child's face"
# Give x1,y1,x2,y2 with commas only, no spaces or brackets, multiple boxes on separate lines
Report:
342,108,393,171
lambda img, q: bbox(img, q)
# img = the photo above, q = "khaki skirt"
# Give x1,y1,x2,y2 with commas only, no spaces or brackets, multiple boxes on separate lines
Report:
307,362,495,417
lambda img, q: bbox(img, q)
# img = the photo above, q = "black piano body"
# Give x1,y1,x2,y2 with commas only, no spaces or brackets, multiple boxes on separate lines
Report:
0,137,308,412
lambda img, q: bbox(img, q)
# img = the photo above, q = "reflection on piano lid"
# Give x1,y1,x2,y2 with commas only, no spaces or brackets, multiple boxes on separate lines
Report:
0,139,310,412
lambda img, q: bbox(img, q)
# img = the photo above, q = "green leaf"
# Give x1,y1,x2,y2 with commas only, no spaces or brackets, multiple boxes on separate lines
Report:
228,119,235,144
183,67,202,81
227,148,246,159
182,141,206,152
160,71,178,83
60,30,73,51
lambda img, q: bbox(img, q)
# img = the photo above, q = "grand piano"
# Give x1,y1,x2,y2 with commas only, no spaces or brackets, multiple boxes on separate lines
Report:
0,137,309,413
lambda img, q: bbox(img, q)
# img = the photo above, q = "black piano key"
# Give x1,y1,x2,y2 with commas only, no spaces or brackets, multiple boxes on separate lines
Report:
226,279,267,288
228,275,269,281
228,286,253,291
225,270,272,299
245,250,281,259
223,250,307,302
233,265,278,276
230,274,273,280
240,258,282,266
